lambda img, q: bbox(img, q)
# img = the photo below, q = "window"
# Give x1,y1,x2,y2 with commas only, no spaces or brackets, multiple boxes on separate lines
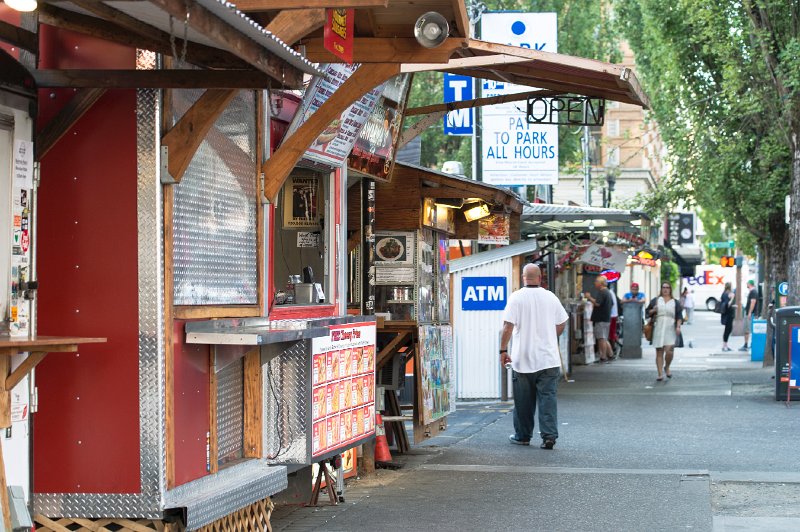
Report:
271,169,332,306
607,119,620,137
607,146,620,166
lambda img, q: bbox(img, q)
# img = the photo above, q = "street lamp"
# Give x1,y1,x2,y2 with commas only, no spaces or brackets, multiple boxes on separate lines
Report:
605,171,617,207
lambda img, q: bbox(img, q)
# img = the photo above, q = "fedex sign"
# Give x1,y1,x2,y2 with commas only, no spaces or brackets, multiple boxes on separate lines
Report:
443,73,474,135
462,277,506,311
684,271,725,286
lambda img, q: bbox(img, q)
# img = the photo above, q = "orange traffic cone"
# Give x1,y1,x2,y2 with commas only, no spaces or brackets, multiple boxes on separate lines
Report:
374,413,393,464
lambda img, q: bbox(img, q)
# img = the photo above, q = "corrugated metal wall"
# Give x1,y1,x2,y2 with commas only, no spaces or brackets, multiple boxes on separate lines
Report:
452,258,513,399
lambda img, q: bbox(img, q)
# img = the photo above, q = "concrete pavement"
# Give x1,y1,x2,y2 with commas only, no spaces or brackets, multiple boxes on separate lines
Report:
271,311,800,531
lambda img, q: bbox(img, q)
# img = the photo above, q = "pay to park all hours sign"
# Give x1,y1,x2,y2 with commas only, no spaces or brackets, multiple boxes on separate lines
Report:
480,12,558,186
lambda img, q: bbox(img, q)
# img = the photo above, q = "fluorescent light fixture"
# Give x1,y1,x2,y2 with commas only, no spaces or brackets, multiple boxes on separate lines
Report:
463,203,490,222
4,0,37,12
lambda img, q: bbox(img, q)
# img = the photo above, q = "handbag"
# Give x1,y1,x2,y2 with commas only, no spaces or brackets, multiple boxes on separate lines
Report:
674,330,684,348
643,318,654,342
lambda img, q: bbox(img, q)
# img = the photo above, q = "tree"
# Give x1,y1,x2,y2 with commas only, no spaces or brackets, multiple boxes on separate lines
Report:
614,0,795,306
405,0,621,186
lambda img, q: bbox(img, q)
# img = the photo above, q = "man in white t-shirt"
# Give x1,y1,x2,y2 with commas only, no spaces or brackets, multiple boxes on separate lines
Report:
500,264,569,449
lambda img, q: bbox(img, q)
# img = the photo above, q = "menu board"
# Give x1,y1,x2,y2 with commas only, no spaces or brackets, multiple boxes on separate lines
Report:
418,325,455,424
347,74,411,181
311,321,377,457
285,63,383,168
478,214,510,245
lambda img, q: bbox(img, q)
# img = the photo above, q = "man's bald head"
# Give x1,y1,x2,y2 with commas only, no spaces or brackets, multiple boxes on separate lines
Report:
523,263,542,285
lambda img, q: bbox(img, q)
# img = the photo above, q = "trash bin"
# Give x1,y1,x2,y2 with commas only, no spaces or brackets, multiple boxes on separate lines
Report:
775,306,800,401
751,318,767,362
620,301,643,359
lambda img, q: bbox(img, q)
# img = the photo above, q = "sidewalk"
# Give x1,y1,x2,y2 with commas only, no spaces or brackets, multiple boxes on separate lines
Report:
271,312,800,532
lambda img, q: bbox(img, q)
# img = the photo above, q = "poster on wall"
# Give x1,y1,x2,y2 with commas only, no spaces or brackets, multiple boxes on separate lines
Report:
283,175,321,229
577,244,628,272
285,63,383,168
311,321,377,458
418,325,455,423
477,214,510,245
480,13,558,185
348,74,412,181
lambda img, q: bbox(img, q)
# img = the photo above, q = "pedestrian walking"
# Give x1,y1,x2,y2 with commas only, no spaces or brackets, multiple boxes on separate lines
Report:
585,275,614,362
719,282,735,351
500,264,568,449
647,282,683,381
740,280,758,351
682,288,696,324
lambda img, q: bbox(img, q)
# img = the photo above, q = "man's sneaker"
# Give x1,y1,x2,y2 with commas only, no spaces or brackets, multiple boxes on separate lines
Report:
508,434,530,446
540,439,556,450
739,345,749,351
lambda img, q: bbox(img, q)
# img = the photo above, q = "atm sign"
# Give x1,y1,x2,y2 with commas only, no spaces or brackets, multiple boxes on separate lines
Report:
462,276,507,311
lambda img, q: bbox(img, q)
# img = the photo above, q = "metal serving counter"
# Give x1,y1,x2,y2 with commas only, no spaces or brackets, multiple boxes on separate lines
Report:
185,315,374,345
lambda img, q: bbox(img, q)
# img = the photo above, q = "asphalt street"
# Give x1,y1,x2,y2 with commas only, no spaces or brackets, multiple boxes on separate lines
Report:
272,310,800,531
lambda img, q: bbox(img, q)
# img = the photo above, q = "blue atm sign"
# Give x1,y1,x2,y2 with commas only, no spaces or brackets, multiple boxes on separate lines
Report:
462,277,507,311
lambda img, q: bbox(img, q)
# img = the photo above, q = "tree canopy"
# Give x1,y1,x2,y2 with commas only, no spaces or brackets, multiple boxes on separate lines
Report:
615,0,798,298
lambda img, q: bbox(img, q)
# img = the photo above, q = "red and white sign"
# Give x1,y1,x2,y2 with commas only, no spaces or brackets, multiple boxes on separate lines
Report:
324,8,354,64
311,321,376,457
578,244,628,272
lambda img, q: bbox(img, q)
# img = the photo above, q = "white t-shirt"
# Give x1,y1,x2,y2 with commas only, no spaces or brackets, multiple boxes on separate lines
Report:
610,292,619,319
501,287,569,373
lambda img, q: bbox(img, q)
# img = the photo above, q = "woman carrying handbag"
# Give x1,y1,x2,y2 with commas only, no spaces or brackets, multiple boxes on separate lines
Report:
646,283,683,381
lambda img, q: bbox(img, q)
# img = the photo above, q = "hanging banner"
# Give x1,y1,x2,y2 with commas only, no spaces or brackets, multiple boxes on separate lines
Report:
477,214,510,245
285,63,383,168
324,8,354,63
578,244,628,272
347,74,411,181
480,12,558,185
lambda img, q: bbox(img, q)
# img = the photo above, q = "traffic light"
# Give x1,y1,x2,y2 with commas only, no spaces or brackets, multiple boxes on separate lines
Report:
721,256,735,267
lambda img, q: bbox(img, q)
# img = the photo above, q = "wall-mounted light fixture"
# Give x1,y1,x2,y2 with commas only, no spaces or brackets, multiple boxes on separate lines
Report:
463,203,491,222
414,12,449,48
3,0,37,12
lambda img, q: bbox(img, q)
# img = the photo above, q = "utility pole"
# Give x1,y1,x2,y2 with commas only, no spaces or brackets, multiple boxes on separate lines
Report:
582,126,592,206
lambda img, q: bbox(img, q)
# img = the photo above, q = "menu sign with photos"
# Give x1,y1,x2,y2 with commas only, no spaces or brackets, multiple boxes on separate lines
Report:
374,231,414,264
286,63,383,168
311,321,377,457
348,74,411,181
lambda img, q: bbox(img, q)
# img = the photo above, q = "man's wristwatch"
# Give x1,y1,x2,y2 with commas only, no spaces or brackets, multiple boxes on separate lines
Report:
499,349,508,353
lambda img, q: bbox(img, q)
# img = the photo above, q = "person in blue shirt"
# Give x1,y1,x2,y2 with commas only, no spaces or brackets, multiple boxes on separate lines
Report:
622,283,646,304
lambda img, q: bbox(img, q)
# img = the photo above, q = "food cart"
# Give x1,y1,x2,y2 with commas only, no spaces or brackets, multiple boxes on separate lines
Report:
346,162,524,443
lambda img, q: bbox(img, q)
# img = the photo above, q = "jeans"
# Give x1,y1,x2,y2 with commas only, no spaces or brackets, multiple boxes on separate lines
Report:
723,314,734,342
512,366,560,442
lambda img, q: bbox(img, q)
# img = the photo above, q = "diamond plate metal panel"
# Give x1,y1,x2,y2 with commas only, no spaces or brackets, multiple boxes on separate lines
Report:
217,358,244,464
32,50,165,519
171,89,258,306
164,460,287,531
263,341,310,464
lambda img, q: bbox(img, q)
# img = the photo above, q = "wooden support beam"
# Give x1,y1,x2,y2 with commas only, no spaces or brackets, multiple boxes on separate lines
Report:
33,69,275,89
405,89,559,116
376,331,410,369
235,0,388,9
451,0,470,38
37,3,250,70
243,349,263,458
302,37,464,64
397,110,444,148
266,8,325,45
421,186,491,200
36,88,106,160
148,0,304,88
0,19,37,53
162,89,237,184
5,352,46,391
262,62,399,202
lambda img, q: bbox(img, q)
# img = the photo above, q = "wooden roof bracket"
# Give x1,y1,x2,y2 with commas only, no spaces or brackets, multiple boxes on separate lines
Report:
36,88,107,160
161,89,237,184
261,62,400,202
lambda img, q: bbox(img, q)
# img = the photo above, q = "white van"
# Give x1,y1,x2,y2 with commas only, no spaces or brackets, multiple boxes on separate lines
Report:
681,264,750,311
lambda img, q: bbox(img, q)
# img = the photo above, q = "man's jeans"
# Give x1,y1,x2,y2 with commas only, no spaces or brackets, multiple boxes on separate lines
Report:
512,366,560,442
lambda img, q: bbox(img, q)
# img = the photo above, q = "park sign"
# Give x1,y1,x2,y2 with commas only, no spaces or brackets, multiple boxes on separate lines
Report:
708,240,735,249
480,12,558,186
